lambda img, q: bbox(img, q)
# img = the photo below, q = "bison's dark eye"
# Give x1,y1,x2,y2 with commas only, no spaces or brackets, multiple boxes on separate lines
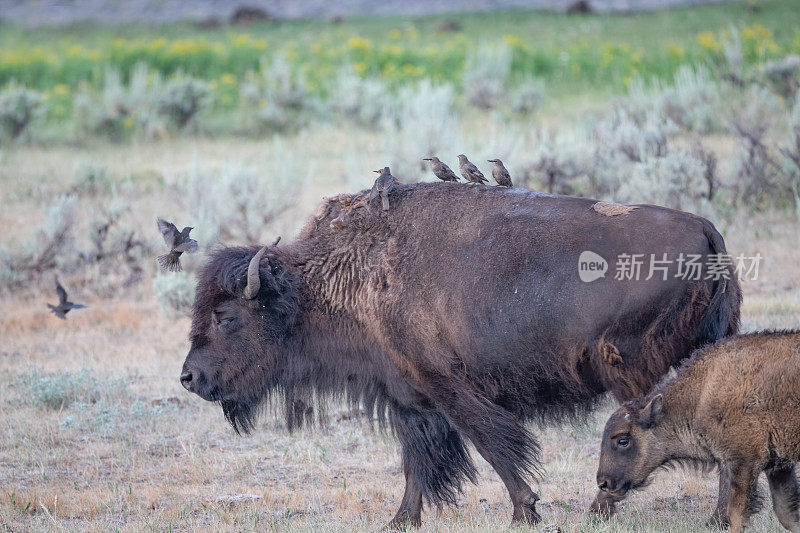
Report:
212,309,241,334
217,316,241,334
617,437,630,448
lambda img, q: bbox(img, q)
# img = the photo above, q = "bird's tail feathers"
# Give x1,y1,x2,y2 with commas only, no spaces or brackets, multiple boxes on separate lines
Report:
158,253,182,272
382,194,390,211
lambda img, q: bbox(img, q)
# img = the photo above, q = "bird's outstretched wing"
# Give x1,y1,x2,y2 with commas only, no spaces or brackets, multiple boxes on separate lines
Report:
55,277,68,305
157,218,179,249
69,303,87,310
175,239,199,254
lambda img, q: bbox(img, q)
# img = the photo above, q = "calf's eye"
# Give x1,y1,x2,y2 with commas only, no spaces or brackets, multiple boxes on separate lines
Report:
617,437,630,447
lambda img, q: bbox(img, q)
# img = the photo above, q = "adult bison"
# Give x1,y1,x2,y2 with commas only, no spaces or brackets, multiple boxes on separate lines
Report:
180,182,740,528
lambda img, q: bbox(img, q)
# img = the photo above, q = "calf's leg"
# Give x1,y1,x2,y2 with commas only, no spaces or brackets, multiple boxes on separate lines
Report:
707,465,732,528
767,464,800,533
726,463,760,533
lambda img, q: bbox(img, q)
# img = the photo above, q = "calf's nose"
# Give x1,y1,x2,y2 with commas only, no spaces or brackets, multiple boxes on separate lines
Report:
598,479,609,491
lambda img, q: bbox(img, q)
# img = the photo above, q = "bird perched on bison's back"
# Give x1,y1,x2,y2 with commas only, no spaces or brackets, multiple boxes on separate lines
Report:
457,154,488,185
488,159,513,187
423,157,459,182
157,217,198,272
48,277,86,319
369,167,398,211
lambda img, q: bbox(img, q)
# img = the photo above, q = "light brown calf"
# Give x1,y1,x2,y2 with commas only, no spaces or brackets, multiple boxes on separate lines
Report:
594,331,800,533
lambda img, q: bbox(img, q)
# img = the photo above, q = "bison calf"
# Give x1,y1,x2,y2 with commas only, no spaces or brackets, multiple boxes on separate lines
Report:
595,331,800,533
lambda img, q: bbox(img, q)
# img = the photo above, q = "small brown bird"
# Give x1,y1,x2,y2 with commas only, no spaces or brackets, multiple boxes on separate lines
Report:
157,217,198,272
488,158,513,187
457,154,488,185
47,277,86,319
369,167,398,211
423,157,460,182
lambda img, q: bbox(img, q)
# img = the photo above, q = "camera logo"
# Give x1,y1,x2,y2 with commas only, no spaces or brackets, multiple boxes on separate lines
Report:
578,251,607,282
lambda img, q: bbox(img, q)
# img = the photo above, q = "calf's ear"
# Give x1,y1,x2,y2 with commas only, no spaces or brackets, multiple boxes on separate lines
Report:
639,394,663,428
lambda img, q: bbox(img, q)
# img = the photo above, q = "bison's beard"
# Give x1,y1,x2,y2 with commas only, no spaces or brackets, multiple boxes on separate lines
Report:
220,399,257,435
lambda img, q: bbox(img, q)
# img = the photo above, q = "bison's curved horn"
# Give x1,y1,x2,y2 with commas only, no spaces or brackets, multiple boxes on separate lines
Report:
243,246,268,300
271,236,281,246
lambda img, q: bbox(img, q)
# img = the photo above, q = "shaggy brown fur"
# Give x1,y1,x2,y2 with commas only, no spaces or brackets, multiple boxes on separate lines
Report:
180,182,740,528
595,331,800,533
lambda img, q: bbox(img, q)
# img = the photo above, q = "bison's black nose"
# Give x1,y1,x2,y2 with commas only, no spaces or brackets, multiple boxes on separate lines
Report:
180,371,193,391
598,479,609,491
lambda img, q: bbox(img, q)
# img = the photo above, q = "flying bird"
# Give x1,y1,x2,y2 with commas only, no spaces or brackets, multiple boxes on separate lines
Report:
47,277,86,319
369,167,398,211
488,158,513,187
423,157,460,182
457,154,488,185
156,217,198,272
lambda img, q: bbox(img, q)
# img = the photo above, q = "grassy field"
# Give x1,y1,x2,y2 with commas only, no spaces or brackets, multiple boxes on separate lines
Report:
2,1,800,532
1,0,799,139
1,132,800,532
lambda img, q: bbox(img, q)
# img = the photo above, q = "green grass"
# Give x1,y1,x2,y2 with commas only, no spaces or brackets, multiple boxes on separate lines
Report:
1,0,798,97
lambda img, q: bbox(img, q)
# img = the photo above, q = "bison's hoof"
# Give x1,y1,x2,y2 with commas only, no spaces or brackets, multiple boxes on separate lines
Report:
511,492,541,524
539,525,563,533
705,510,730,529
384,514,421,531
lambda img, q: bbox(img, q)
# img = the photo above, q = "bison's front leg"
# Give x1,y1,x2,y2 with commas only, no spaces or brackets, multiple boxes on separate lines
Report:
386,466,422,530
387,406,477,529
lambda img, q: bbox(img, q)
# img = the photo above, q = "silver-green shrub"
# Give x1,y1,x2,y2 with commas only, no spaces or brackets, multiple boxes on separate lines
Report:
328,65,393,127
462,43,512,109
158,75,210,130
184,142,302,246
153,270,196,315
13,368,128,410
510,77,546,115
0,82,44,140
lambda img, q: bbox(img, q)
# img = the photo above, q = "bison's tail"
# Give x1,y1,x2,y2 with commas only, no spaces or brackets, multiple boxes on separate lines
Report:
693,218,742,345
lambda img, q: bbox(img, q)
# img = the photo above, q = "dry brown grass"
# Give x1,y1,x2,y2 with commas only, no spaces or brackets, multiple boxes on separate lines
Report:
1,133,799,532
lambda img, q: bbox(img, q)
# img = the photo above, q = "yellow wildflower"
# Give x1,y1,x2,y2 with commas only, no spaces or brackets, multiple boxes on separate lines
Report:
233,34,252,46
666,42,685,59
348,36,373,51
697,31,719,51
